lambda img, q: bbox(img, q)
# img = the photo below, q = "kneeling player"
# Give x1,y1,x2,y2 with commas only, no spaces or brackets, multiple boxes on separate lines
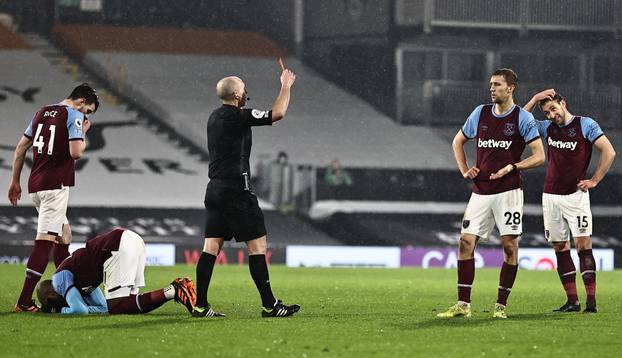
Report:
36,228,196,314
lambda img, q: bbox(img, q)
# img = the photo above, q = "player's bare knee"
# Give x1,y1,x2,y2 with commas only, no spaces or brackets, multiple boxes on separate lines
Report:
502,244,516,259
575,236,592,251
551,241,569,252
202,238,222,256
247,236,267,255
59,224,72,245
458,235,476,257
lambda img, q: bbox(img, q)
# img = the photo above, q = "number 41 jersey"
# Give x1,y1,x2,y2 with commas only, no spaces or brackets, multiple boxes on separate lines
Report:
23,104,85,193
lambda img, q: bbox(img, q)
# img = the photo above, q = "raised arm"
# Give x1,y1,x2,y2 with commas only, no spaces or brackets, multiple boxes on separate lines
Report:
69,118,91,159
271,69,296,123
524,88,556,113
578,135,616,191
8,135,33,206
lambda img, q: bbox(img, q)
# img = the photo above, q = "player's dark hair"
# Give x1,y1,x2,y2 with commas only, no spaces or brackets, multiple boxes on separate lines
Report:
492,68,518,90
538,93,566,108
67,83,99,112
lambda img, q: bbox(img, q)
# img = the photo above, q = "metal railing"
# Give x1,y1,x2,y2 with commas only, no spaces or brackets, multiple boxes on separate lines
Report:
396,0,622,34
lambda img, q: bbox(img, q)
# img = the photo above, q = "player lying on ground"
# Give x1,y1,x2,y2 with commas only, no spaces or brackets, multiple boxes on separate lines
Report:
35,228,196,314
524,89,616,313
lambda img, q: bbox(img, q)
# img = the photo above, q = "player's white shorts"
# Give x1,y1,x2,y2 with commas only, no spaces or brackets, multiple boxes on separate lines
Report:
543,190,592,242
103,230,146,299
461,188,523,240
29,186,69,235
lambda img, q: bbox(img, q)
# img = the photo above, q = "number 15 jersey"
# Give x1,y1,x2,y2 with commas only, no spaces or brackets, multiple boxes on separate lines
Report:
23,104,85,193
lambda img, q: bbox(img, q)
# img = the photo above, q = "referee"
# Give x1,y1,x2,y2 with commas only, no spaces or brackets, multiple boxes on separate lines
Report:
192,68,299,318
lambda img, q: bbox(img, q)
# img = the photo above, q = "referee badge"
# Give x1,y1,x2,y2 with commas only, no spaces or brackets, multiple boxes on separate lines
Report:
251,109,267,119
462,220,470,229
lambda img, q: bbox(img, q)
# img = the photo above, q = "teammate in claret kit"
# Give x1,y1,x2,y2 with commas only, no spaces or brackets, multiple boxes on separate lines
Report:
35,228,196,314
438,68,545,319
8,83,99,312
524,89,616,313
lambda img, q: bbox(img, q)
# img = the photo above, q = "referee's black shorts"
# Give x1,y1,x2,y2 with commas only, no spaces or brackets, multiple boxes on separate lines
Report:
203,179,267,242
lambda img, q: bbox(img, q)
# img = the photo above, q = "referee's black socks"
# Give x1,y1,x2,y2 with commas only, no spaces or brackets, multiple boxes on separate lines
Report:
249,254,277,308
196,252,217,308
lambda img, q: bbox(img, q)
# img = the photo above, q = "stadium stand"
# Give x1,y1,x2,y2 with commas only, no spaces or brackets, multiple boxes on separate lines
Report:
51,25,456,169
0,47,206,208
0,21,27,48
0,26,339,252
0,5,620,268
45,25,622,263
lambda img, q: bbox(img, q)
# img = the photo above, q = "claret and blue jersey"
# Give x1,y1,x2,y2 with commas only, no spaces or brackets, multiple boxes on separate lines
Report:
536,116,604,195
462,104,540,143
52,269,108,314
23,104,86,193
24,105,85,141
461,104,540,195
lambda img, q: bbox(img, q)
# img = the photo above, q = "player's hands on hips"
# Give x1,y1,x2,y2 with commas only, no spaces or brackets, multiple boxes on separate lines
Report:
531,88,556,103
8,181,21,206
577,179,597,192
462,167,480,179
489,164,514,180
280,69,296,89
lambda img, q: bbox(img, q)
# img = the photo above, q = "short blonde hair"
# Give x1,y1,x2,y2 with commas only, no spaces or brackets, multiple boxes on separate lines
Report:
216,76,243,100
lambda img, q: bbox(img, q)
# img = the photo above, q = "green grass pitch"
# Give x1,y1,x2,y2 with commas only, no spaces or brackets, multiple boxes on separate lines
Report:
1,264,621,357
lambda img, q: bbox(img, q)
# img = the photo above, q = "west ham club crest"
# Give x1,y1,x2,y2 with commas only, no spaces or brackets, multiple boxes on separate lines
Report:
567,128,576,138
503,123,515,136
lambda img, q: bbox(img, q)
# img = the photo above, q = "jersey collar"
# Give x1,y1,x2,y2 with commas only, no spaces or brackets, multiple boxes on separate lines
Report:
491,104,516,118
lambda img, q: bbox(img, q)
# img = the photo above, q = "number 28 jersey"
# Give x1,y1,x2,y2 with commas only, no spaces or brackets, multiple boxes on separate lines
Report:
23,104,85,193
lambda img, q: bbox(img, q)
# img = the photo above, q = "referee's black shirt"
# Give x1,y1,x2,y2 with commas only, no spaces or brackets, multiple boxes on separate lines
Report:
207,104,272,179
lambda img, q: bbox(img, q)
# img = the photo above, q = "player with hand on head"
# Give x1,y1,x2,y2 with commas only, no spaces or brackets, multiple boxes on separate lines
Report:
193,62,300,318
35,228,197,315
9,83,98,312
524,89,616,313
438,68,545,319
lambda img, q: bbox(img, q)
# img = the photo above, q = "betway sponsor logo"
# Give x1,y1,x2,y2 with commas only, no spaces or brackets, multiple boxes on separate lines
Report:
548,137,577,150
478,138,512,150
